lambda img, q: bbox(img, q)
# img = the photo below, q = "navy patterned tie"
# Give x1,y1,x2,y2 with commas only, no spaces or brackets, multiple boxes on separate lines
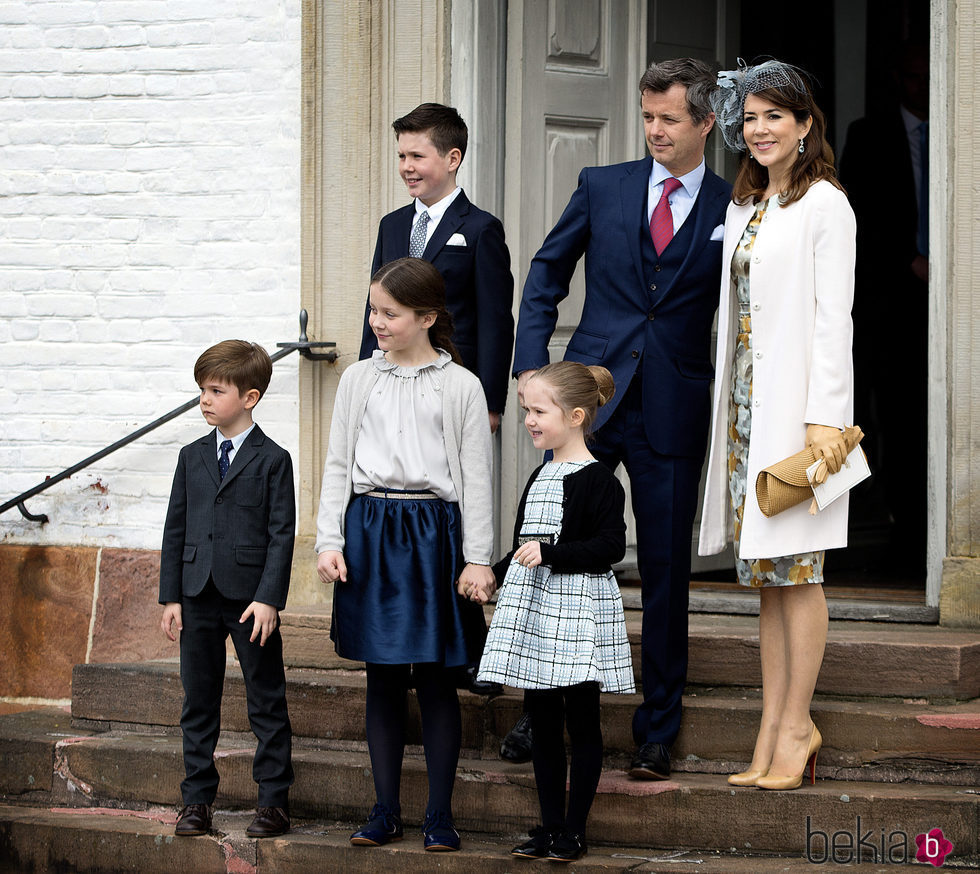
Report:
218,439,233,481
409,209,429,258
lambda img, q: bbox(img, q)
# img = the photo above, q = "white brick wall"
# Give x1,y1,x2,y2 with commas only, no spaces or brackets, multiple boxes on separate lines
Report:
0,0,302,549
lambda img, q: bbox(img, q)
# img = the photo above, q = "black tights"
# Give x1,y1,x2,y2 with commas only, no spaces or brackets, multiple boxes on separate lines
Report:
525,682,602,836
364,662,461,815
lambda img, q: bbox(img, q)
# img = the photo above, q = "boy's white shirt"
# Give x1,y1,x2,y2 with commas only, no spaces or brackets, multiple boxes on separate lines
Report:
414,186,463,248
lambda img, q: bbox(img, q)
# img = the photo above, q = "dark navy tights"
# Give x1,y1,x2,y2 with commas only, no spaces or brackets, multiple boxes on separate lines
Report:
364,662,461,815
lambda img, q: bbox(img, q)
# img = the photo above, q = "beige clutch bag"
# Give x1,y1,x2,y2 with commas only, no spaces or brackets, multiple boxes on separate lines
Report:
755,426,865,518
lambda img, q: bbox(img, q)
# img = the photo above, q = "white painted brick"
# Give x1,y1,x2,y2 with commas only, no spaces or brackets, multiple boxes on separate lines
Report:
1,0,300,551
0,4,30,25
107,75,145,97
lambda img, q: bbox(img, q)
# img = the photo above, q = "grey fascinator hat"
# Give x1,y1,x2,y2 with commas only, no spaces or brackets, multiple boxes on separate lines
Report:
710,59,811,152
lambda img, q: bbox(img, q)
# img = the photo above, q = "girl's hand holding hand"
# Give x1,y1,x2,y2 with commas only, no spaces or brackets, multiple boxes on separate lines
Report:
317,550,347,584
513,541,542,569
457,563,496,604
806,423,848,477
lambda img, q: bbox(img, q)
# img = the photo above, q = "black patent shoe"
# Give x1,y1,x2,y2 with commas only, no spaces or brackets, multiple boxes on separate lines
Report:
628,741,671,780
547,831,587,862
499,711,533,763
511,825,555,859
350,803,403,846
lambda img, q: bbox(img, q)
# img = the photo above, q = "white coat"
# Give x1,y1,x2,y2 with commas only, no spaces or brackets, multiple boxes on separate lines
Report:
698,180,856,560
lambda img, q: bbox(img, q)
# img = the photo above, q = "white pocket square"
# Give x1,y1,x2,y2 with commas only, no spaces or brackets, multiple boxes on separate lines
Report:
710,224,725,241
446,233,467,247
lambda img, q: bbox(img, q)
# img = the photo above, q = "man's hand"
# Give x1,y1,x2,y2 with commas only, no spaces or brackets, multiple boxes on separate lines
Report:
456,563,496,604
910,254,928,284
240,601,279,646
517,370,538,407
317,550,347,584
489,411,501,434
161,602,182,642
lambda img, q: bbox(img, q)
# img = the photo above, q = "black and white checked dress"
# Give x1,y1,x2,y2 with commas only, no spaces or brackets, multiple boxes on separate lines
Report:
477,461,634,693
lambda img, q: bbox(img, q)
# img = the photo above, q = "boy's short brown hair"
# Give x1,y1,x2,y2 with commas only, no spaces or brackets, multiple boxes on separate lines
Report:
392,102,468,161
193,340,273,399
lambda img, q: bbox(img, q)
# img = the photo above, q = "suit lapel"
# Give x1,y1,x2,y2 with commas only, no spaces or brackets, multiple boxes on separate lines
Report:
671,168,730,285
217,426,264,491
424,191,470,259
198,433,220,488
620,156,652,291
394,204,415,257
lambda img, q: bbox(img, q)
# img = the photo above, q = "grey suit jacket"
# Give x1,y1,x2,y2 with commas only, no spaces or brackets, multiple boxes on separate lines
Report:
159,425,296,610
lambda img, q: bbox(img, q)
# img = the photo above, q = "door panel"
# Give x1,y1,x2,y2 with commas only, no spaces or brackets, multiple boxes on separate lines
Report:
502,0,644,541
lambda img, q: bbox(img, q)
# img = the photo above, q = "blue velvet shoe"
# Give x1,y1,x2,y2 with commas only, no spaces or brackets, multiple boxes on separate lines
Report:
422,809,460,852
349,803,403,846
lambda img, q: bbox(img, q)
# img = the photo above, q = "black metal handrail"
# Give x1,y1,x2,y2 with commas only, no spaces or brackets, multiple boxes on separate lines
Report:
1,310,336,524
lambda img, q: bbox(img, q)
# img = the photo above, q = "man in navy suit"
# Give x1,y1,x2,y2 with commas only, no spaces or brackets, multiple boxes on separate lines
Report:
360,103,514,431
513,59,732,779
160,340,295,838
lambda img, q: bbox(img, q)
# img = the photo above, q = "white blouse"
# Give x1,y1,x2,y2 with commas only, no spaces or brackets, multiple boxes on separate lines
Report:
351,350,457,501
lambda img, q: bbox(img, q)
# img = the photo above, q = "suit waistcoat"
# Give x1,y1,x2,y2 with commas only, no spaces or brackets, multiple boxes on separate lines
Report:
639,189,702,307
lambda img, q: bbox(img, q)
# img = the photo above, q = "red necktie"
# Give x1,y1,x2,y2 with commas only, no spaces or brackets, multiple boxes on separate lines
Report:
650,177,682,255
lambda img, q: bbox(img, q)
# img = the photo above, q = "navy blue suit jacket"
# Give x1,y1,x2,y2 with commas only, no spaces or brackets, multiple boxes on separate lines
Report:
359,191,515,413
159,425,296,610
514,157,731,458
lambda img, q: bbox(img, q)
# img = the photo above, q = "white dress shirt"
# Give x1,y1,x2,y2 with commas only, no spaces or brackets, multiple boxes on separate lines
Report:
216,422,255,467
414,187,463,248
646,158,707,233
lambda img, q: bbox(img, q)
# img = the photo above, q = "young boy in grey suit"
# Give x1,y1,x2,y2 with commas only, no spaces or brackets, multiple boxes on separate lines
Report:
160,340,295,839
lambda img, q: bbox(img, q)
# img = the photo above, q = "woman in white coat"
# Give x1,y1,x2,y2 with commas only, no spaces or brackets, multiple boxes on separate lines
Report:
699,61,856,790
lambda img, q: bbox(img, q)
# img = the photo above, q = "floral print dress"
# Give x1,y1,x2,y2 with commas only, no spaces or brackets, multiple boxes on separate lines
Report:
728,198,825,588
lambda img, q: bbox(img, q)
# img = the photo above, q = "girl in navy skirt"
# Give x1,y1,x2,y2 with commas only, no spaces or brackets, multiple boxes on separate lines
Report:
471,362,633,863
315,257,495,852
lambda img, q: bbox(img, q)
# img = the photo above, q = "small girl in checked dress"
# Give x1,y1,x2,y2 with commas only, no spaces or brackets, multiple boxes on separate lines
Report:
470,361,634,863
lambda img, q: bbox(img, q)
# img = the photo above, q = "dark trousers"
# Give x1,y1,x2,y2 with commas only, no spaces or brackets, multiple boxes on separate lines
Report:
591,375,703,748
179,579,293,807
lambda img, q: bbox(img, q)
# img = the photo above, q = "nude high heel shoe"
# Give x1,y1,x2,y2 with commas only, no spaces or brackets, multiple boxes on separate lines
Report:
755,724,822,790
728,768,769,787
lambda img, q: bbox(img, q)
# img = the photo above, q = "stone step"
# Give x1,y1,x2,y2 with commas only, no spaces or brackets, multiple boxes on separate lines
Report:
5,804,956,874
3,713,977,863
68,663,980,784
280,607,980,699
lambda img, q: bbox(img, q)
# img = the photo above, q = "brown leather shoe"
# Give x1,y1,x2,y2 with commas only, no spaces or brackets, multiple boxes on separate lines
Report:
175,803,212,836
246,806,290,838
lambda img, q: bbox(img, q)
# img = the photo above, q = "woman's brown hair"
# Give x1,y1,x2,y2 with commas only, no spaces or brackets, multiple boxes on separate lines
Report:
732,79,844,207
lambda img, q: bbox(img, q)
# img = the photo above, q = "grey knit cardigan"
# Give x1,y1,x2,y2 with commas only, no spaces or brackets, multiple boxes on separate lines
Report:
314,355,494,565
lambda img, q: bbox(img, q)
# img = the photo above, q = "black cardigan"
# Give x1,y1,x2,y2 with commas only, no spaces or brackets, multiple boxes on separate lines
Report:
494,461,627,584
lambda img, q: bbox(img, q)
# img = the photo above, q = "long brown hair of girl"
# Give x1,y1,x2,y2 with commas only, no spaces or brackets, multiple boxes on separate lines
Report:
371,257,461,363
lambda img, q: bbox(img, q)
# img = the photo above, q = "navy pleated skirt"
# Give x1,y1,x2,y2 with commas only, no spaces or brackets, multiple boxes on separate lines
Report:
331,491,487,667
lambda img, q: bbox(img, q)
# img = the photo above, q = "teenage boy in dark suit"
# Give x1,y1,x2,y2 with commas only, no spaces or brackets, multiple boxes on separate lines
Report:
359,102,514,432
160,339,296,838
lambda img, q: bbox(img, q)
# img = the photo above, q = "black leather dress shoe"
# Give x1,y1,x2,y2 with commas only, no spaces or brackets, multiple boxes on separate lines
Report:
175,803,212,836
246,806,290,838
546,831,587,862
499,711,533,763
629,742,671,780
462,665,504,697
